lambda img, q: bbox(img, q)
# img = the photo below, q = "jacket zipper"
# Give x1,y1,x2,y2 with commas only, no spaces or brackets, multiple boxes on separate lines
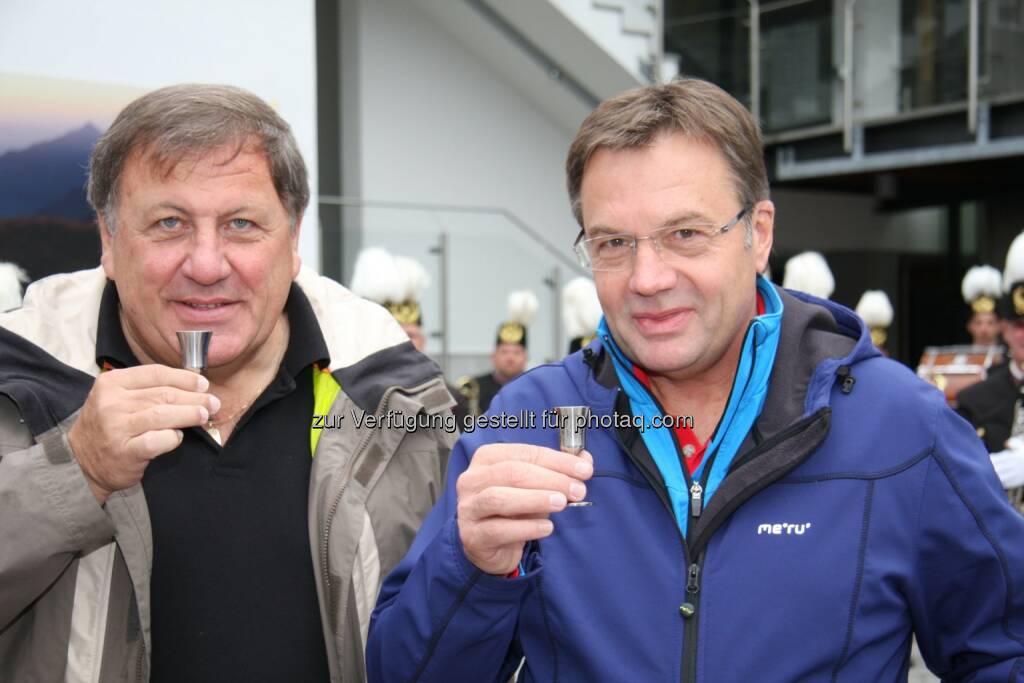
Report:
318,386,400,651
679,325,761,682
135,639,145,682
600,335,701,523
680,418,831,683
602,321,759,683
606,379,699,683
688,482,703,517
682,556,703,683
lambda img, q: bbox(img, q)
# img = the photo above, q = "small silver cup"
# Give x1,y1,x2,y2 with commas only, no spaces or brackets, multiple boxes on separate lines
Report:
176,330,213,374
557,405,593,507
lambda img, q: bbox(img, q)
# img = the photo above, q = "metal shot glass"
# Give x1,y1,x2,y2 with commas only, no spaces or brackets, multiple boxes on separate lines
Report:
557,405,593,507
176,330,213,374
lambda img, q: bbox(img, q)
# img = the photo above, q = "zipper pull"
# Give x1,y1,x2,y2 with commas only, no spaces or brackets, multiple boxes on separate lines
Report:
686,563,701,595
689,481,703,518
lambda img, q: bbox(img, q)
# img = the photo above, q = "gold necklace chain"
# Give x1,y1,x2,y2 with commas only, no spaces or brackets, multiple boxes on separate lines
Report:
209,398,256,428
204,369,278,435
208,382,270,428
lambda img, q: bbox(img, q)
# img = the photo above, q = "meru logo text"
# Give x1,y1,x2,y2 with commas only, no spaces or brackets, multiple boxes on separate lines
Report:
757,523,812,535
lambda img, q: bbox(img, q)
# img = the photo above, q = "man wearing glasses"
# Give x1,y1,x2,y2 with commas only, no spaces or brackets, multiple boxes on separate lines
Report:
368,79,1024,681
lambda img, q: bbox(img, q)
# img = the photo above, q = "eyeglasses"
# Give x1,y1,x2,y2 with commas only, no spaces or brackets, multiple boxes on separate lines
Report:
573,207,751,272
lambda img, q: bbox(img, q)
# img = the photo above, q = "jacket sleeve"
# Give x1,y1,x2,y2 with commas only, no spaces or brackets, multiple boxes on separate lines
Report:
0,405,115,629
908,402,1024,681
366,393,535,682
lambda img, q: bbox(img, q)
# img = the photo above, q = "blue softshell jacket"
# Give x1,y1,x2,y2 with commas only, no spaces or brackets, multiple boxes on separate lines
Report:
368,286,1024,682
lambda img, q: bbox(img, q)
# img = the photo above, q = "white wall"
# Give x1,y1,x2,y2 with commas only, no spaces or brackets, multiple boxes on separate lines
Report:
0,0,319,269
547,0,651,82
348,0,588,365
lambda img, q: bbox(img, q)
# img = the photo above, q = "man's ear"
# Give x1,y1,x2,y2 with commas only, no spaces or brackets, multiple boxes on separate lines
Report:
291,214,303,279
98,215,116,280
752,200,775,273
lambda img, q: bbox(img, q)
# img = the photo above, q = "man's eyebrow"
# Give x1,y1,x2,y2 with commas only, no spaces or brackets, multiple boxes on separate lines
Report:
141,203,270,218
585,224,626,237
145,202,190,215
658,211,712,227
586,211,712,236
220,205,269,218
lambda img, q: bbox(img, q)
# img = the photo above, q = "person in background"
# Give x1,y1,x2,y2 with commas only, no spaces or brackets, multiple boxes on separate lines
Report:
782,250,834,300
856,289,894,356
459,289,537,415
959,233,1024,496
349,245,469,428
563,276,602,355
962,264,1002,347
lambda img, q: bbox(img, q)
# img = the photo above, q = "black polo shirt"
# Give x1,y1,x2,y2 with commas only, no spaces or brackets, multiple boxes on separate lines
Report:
96,282,332,683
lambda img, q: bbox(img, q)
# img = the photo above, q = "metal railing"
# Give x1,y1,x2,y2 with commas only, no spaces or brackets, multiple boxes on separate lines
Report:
674,0,1023,142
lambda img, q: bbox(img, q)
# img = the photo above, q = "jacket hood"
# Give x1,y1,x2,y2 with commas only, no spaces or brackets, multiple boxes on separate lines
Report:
757,286,879,437
0,326,93,437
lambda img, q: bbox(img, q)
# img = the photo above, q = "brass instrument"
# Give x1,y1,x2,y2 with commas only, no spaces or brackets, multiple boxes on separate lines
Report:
916,345,1003,407
457,376,481,418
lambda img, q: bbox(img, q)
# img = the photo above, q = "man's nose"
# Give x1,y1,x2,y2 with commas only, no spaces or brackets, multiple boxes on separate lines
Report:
181,226,231,285
629,237,677,296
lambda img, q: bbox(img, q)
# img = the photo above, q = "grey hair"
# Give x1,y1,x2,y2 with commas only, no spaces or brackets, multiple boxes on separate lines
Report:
87,83,309,233
566,78,769,248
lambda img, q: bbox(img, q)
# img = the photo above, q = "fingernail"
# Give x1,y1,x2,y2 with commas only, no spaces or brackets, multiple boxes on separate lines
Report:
549,493,566,509
574,460,592,476
569,482,586,500
199,406,209,422
176,430,184,441
197,376,210,392
209,395,221,414
537,520,554,535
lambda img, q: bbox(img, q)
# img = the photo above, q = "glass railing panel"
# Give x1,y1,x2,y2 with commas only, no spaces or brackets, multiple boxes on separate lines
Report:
760,0,836,132
979,0,1024,100
899,0,969,111
665,1,752,110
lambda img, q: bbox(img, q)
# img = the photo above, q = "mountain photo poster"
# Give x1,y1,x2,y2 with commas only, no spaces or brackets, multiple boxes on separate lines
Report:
0,73,145,283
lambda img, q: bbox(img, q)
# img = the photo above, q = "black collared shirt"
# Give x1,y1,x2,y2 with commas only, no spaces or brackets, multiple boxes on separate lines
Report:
96,281,332,683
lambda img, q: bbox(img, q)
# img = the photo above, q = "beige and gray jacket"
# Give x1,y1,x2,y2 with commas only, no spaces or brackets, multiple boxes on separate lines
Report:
0,266,457,682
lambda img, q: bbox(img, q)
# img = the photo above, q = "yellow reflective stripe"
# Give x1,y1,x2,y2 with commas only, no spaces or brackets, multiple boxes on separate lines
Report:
311,363,341,457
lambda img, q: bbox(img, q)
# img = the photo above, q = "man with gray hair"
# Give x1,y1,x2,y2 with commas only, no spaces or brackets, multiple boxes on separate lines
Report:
0,84,455,681
368,79,1024,681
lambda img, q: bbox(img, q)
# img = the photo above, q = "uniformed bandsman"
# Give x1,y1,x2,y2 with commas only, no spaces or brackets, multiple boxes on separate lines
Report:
958,233,1024,498
350,246,469,428
856,289,893,355
562,276,602,355
962,264,1002,347
459,289,537,416
782,251,834,299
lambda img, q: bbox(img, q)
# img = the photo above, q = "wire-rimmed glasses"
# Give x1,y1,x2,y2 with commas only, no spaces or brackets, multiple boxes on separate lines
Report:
573,207,751,272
